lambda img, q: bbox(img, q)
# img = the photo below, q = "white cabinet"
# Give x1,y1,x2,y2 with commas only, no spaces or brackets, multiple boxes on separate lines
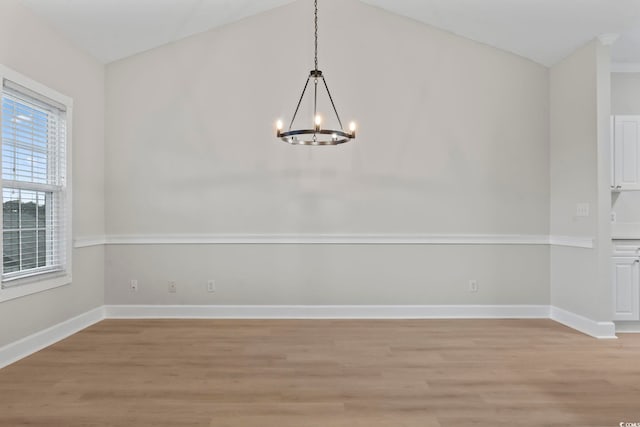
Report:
612,116,640,191
612,257,640,320
612,241,640,321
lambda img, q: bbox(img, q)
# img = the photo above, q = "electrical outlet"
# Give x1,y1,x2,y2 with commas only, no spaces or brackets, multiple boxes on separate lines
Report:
469,280,478,293
130,279,138,292
611,211,617,223
168,281,177,293
207,280,216,293
576,203,590,217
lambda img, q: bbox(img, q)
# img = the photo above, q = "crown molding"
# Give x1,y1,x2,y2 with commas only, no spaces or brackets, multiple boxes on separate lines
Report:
597,33,620,46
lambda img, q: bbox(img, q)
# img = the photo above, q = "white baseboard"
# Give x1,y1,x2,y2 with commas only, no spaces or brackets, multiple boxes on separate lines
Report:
0,306,105,369
104,304,550,319
0,304,617,370
615,321,640,333
550,306,617,339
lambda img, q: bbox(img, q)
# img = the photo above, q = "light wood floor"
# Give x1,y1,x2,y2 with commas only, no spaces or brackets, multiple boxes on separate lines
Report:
1,319,640,426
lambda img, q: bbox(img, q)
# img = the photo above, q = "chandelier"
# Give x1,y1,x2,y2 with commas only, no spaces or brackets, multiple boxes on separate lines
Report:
275,0,357,146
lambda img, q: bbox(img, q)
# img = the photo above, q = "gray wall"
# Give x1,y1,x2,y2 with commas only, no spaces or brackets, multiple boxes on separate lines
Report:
612,72,640,115
0,0,105,346
549,40,612,321
0,0,619,348
105,0,550,306
106,245,549,305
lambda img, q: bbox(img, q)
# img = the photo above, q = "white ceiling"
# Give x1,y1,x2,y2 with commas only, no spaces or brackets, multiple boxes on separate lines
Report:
20,0,297,63
20,0,640,66
361,0,640,66
612,25,640,63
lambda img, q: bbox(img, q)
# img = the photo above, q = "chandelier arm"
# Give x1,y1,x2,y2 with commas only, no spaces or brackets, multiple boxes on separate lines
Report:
321,76,345,130
313,78,318,128
289,77,311,130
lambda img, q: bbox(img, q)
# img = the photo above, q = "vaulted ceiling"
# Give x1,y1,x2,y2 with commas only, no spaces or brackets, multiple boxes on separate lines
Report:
362,0,640,66
20,0,640,66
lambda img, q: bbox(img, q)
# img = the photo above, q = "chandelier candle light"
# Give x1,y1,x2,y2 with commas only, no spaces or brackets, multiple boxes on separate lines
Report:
275,0,357,146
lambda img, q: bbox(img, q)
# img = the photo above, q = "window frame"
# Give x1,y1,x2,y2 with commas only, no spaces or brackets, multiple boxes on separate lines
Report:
0,64,73,303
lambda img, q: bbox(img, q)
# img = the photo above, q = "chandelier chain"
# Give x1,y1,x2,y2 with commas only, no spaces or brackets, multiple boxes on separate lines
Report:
314,0,318,71
275,0,356,146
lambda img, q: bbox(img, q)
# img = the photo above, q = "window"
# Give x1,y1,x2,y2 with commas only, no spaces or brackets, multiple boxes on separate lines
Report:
0,65,72,301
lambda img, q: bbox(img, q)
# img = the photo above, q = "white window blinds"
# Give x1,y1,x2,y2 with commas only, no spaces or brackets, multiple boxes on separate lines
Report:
1,79,68,285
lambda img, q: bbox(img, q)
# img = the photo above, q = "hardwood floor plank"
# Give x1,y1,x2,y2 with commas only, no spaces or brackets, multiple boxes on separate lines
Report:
0,319,639,426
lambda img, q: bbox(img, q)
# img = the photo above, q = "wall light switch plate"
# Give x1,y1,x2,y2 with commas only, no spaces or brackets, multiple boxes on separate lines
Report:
130,279,138,292
576,203,590,217
207,280,216,293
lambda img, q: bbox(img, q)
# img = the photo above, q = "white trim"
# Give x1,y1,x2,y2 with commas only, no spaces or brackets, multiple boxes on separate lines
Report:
0,64,73,107
74,236,107,248
0,275,72,303
73,234,594,249
1,304,620,369
0,63,73,299
611,63,640,73
611,222,640,239
106,233,551,245
0,306,104,369
550,306,617,339
597,33,619,46
548,235,595,249
615,322,640,333
104,304,550,319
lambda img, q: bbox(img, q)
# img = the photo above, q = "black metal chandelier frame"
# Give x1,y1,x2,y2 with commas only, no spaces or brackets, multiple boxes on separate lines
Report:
276,0,356,146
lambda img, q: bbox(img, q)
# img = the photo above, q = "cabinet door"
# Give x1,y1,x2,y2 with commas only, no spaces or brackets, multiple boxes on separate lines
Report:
614,116,640,190
612,257,640,321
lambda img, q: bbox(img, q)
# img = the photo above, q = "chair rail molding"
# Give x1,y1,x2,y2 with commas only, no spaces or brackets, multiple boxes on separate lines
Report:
74,234,595,249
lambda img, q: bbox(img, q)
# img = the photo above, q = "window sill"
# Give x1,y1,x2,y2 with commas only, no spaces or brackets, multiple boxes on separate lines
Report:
0,274,72,303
